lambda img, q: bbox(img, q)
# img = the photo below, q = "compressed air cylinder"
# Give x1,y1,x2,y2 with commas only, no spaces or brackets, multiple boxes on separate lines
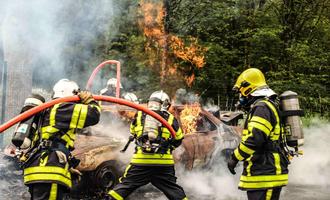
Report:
144,115,160,140
280,91,304,147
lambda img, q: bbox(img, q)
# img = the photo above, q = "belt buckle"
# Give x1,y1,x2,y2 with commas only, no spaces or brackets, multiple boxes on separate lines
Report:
42,140,52,148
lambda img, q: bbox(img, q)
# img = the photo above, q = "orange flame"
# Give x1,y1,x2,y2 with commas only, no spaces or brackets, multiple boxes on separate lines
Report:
138,0,207,88
179,103,202,134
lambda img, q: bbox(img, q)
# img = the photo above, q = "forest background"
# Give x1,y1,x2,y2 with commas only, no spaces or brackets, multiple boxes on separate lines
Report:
2,0,329,119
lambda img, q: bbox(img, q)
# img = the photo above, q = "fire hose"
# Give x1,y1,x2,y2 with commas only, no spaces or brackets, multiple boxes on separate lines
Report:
0,95,176,138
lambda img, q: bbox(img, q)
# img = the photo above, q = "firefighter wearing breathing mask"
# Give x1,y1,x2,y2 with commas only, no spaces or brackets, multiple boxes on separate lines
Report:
23,79,100,200
227,68,289,200
106,90,188,200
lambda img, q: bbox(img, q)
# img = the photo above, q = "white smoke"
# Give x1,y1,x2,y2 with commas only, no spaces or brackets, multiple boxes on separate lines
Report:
0,0,117,89
174,120,330,200
287,120,330,186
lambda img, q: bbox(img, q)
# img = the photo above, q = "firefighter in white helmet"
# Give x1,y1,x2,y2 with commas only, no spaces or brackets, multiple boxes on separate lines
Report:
100,78,123,97
227,68,289,200
123,92,139,104
106,90,188,200
22,79,101,199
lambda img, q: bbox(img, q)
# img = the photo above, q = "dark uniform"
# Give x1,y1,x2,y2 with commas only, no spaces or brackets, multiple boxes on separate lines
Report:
232,98,289,199
107,110,188,200
23,101,100,199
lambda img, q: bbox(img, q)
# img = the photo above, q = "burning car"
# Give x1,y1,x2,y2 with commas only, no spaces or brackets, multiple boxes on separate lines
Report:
69,102,242,198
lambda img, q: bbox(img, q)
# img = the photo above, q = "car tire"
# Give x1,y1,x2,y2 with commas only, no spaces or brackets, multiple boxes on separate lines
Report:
94,160,120,192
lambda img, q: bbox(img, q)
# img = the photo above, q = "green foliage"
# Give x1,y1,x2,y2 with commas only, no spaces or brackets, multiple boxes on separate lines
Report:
55,0,330,118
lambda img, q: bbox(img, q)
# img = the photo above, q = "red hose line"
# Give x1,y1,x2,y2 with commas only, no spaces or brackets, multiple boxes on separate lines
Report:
86,60,121,98
0,95,176,138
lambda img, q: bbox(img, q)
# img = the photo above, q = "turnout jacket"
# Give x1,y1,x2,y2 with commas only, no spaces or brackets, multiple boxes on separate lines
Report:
23,101,100,188
233,98,289,190
130,110,184,166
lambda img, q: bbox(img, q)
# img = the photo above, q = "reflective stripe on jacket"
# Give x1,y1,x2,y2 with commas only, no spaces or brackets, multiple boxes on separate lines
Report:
233,98,289,190
23,101,100,188
41,102,100,149
130,110,184,166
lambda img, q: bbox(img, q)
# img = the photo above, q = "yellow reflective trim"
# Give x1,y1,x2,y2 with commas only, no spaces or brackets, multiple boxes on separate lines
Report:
24,173,72,188
40,153,48,167
132,153,173,159
50,104,60,126
61,132,74,148
261,100,281,139
240,174,288,182
137,111,142,126
250,116,273,131
119,164,132,183
25,166,71,177
248,121,271,136
242,129,252,142
175,127,184,140
41,126,59,139
49,183,57,200
239,180,288,189
240,143,255,155
70,104,82,129
273,153,281,175
130,158,175,165
77,105,88,129
109,190,123,200
266,189,273,200
246,160,253,176
90,103,101,113
182,197,188,200
234,148,244,161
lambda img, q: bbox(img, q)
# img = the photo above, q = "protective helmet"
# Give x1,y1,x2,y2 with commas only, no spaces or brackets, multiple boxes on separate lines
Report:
149,90,171,111
107,78,123,89
233,68,267,96
52,79,79,99
123,92,139,104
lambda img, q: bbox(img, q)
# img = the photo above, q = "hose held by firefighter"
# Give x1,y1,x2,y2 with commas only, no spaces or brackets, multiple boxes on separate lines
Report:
18,79,100,200
227,68,299,200
106,90,188,200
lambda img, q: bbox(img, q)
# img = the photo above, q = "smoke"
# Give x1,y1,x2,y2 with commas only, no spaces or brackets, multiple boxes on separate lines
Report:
0,0,117,89
286,120,330,186
174,120,330,200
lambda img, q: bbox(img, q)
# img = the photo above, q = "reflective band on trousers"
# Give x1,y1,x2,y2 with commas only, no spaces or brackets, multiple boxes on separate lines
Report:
109,190,124,200
49,183,58,200
239,174,288,189
24,166,72,188
131,153,175,165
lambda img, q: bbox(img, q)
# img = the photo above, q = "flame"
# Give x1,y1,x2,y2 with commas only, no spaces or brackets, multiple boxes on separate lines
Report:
179,103,202,134
138,0,207,88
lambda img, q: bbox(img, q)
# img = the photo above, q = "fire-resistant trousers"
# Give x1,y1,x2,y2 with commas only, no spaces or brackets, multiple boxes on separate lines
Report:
28,183,67,200
247,187,282,200
108,165,187,200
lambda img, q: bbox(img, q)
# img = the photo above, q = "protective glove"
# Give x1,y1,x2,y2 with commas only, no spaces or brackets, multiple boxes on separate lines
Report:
78,90,94,104
69,167,82,176
227,154,239,175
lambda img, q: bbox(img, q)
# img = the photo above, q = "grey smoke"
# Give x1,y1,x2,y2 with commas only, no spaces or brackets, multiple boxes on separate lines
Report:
1,0,117,89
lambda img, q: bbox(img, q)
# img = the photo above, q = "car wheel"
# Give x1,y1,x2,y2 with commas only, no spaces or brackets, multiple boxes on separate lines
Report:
94,160,119,192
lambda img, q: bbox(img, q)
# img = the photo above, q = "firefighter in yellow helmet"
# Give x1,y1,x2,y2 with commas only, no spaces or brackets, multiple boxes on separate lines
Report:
227,68,289,200
22,79,101,200
106,90,188,200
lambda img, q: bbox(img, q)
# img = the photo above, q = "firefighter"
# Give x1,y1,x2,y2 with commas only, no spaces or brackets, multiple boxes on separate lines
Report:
106,90,188,200
100,78,123,97
23,79,101,200
227,68,289,200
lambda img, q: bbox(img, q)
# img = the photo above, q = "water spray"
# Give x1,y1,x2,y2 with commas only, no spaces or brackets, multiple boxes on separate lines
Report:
86,60,121,98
